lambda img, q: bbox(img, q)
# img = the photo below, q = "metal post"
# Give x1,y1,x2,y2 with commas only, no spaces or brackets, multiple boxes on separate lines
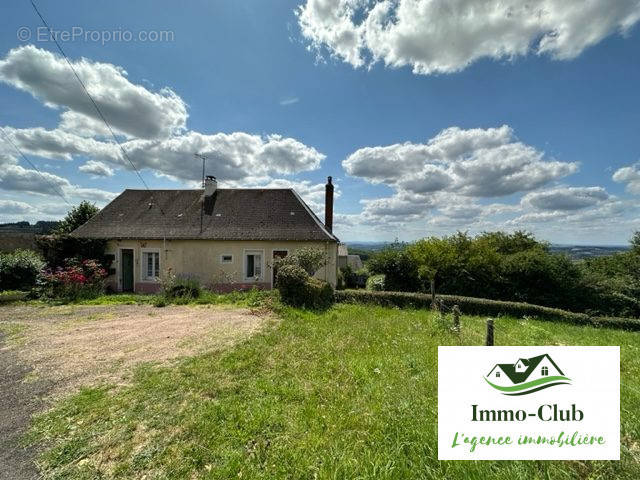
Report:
485,318,494,346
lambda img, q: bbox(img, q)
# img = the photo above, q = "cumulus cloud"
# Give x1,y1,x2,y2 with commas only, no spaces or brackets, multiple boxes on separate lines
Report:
0,45,187,138
297,0,640,75
78,160,115,177
0,45,328,206
0,199,34,214
522,186,610,211
613,165,640,194
343,125,577,198
0,163,117,203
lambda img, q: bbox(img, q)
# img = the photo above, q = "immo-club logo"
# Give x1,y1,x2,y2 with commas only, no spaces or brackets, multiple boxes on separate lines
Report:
484,353,571,396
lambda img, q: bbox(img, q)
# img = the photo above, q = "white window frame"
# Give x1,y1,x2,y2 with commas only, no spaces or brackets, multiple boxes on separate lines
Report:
140,248,161,282
243,249,265,282
271,247,290,288
220,254,234,264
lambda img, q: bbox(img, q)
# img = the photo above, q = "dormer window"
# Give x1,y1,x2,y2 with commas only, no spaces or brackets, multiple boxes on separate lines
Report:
541,366,549,376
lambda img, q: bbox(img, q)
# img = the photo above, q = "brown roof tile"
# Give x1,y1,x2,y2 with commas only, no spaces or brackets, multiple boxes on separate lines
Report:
71,189,338,242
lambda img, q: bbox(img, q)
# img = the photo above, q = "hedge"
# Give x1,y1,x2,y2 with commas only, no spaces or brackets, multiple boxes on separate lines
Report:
334,289,640,331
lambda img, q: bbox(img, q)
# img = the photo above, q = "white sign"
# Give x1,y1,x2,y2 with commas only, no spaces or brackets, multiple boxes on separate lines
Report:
438,346,619,460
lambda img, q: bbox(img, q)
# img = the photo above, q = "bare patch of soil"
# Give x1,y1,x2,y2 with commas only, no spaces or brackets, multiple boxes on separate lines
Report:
0,304,271,396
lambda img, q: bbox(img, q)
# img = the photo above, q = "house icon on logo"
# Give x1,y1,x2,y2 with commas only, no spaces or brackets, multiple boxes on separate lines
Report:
485,354,571,395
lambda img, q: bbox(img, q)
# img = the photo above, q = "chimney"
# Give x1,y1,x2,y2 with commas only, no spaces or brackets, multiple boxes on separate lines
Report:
325,176,333,233
204,175,217,197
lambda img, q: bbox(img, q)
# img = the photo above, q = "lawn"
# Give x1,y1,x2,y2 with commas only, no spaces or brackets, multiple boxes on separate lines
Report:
26,303,640,479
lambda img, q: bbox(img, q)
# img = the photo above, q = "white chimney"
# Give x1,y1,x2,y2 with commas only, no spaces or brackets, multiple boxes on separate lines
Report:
204,175,217,197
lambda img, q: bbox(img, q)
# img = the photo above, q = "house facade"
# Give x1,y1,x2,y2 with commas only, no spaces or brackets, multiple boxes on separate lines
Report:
71,177,339,293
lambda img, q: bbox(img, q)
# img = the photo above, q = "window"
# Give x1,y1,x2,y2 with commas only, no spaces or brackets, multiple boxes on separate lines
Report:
142,250,160,280
244,250,263,280
541,366,549,376
495,371,500,378
220,254,233,264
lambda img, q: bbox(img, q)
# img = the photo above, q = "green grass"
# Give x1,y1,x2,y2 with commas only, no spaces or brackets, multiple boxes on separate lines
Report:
25,304,640,479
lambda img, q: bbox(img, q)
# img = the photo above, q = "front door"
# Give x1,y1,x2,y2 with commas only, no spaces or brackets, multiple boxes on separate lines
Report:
121,249,134,292
272,250,288,287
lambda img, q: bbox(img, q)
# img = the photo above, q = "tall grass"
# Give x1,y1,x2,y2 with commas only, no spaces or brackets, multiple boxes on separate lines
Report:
26,304,640,479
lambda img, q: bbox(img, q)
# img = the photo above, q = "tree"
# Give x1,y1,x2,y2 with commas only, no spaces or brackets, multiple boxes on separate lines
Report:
631,231,640,255
53,201,100,235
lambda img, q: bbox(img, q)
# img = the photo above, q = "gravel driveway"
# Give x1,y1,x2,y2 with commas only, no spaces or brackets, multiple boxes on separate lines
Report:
0,304,271,479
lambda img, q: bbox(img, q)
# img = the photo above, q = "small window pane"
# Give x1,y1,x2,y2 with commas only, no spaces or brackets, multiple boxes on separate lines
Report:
147,253,153,278
154,253,159,276
254,255,262,276
247,255,254,277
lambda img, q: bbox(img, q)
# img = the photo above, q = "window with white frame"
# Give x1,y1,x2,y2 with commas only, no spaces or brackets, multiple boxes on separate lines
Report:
142,250,160,280
220,254,233,264
244,250,263,281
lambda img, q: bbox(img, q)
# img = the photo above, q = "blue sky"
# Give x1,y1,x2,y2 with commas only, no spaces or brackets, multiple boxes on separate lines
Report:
1,0,640,244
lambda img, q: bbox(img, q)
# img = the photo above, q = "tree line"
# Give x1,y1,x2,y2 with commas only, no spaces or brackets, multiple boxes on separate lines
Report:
366,231,640,318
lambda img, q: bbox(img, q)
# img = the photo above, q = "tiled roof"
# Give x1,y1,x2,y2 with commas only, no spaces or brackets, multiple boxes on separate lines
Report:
71,189,338,242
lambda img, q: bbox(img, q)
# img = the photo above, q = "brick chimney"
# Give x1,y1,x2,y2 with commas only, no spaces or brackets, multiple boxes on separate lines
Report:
325,176,333,233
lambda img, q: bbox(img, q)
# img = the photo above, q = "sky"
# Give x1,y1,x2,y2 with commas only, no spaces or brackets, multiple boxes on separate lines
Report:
1,0,640,245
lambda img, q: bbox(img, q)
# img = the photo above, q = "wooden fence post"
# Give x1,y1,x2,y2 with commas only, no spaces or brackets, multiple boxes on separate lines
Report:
452,305,460,331
485,318,494,346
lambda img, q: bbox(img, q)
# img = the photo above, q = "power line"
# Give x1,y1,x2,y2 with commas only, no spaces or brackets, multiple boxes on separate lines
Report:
29,0,150,192
0,126,71,206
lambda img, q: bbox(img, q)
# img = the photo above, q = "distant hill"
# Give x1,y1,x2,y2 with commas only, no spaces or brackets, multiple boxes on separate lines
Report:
549,244,630,260
0,220,59,234
343,241,630,261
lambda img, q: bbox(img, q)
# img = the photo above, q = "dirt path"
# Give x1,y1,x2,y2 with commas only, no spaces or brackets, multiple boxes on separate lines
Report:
0,304,272,479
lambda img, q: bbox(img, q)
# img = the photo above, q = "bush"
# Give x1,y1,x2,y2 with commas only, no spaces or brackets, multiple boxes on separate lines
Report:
334,289,640,331
366,274,385,291
0,290,29,304
36,235,110,270
0,249,46,291
276,264,333,309
368,246,419,292
160,270,201,299
274,247,326,276
340,265,369,289
38,258,107,301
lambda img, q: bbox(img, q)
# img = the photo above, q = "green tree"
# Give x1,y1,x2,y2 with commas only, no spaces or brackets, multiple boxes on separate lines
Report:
53,201,100,235
630,231,640,254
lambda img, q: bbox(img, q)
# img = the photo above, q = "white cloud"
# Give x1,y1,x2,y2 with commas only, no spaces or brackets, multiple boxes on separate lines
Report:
613,165,640,194
343,125,577,198
0,199,34,214
522,186,610,210
297,0,640,75
0,45,187,138
280,97,300,106
0,163,116,204
78,160,115,178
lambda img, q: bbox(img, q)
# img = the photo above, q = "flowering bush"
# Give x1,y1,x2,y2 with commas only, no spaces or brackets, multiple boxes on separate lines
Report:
38,258,107,301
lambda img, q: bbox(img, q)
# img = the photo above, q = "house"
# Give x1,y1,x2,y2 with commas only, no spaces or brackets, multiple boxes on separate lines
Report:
485,354,564,388
70,176,339,293
337,244,363,270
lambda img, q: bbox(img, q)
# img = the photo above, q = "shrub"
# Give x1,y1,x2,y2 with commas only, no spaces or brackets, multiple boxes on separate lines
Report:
273,247,326,276
276,264,308,306
0,290,29,304
334,289,640,331
276,264,333,309
160,270,201,299
366,274,385,291
38,258,107,301
36,235,110,270
368,246,419,292
0,249,46,291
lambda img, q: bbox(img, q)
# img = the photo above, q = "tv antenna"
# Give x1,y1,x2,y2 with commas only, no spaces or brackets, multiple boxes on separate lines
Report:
194,153,207,187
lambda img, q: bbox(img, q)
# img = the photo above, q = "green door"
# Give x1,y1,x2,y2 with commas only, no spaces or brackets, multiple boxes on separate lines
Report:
121,249,134,292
